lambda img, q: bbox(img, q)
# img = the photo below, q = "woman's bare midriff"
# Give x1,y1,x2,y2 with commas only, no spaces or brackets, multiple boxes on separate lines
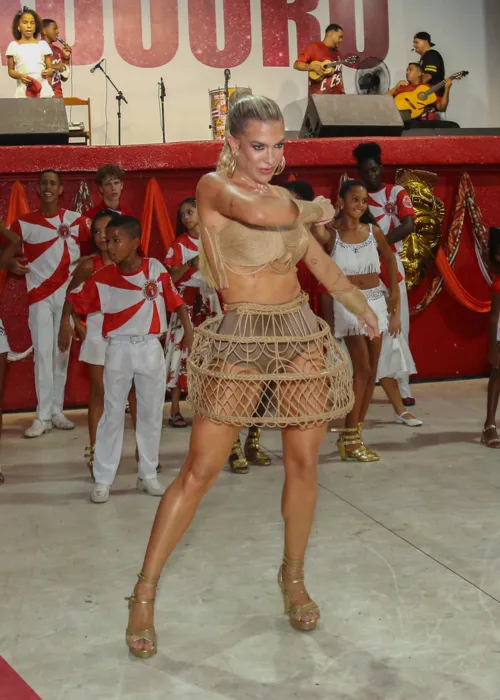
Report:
218,266,302,306
347,272,381,290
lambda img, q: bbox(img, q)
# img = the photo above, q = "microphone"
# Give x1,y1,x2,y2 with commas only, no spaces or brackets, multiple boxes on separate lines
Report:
224,68,231,81
159,76,166,98
90,58,105,74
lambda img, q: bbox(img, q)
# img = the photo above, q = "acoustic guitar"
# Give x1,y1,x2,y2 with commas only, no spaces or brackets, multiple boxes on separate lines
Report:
394,71,469,119
308,55,359,82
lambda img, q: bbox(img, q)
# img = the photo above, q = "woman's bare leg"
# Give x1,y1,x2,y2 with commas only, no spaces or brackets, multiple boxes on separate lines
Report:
343,336,371,453
128,416,240,651
343,336,371,430
87,364,104,445
380,376,406,416
170,386,182,417
358,336,382,423
281,423,326,623
484,367,500,444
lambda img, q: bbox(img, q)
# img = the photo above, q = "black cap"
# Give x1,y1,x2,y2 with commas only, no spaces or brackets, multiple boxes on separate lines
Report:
414,31,435,47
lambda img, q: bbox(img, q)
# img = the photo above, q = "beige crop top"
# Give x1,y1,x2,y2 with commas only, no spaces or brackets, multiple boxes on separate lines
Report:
199,187,310,290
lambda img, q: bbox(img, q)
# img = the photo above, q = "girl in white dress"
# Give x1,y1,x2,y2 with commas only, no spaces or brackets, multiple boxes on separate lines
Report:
6,8,54,99
322,180,420,462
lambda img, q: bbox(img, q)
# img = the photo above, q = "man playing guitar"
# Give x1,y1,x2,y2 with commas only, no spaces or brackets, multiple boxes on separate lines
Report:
387,62,453,120
294,24,345,96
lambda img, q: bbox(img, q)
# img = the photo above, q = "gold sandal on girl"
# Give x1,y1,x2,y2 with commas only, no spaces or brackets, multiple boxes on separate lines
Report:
278,555,320,632
337,426,379,462
125,572,159,659
244,427,272,466
229,437,249,474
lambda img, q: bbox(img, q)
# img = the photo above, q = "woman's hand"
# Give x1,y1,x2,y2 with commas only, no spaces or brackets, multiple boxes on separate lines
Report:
388,309,401,337
359,306,379,340
185,327,194,354
41,68,53,79
74,318,87,342
7,257,29,276
19,74,31,85
386,292,398,316
58,321,76,353
314,196,335,225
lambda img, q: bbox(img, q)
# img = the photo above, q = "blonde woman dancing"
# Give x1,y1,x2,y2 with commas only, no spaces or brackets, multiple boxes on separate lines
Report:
125,95,378,658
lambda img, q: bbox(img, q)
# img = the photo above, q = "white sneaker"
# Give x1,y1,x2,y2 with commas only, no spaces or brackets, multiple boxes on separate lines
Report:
395,412,423,427
91,483,110,503
137,477,166,497
24,418,52,438
52,412,75,430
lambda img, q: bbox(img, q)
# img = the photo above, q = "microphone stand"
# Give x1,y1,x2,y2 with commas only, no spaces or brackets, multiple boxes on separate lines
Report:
159,78,166,143
94,63,128,146
224,69,231,110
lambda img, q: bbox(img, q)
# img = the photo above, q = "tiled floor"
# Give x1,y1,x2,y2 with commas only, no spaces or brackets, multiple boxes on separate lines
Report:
2,379,500,700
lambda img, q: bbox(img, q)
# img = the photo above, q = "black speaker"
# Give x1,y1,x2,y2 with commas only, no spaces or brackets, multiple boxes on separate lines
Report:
299,95,404,138
0,98,69,145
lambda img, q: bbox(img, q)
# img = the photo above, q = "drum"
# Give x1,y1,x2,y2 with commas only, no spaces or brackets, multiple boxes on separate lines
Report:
209,87,236,141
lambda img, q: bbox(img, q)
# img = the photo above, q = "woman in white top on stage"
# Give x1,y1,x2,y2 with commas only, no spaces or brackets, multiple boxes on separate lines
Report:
6,8,54,99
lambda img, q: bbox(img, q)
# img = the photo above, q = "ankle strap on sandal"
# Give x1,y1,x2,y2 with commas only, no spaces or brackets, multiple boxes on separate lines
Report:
283,554,304,569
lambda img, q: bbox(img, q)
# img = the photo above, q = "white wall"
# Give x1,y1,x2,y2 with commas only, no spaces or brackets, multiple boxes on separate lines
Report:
0,0,497,146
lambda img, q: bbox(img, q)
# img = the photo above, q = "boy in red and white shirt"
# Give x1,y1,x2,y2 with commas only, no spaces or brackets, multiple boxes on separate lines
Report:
9,169,91,437
353,141,417,406
66,215,193,503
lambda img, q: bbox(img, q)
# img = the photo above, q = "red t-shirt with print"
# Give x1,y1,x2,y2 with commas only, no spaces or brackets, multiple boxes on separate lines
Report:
297,42,344,96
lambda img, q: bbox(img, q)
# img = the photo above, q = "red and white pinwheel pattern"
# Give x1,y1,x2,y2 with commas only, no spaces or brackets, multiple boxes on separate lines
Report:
11,209,91,305
68,257,183,338
367,185,415,255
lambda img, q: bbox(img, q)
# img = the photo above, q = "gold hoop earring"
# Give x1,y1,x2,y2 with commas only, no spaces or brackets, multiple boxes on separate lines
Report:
227,151,237,178
274,156,286,176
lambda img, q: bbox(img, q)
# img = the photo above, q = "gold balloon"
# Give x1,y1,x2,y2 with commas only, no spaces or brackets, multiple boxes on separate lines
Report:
395,169,445,291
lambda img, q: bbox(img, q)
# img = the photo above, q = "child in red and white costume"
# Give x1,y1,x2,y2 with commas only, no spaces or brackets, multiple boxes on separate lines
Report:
164,197,221,427
66,215,193,503
9,169,91,438
353,142,417,406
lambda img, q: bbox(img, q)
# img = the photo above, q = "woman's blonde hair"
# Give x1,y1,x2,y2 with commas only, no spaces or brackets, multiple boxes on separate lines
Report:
217,94,283,172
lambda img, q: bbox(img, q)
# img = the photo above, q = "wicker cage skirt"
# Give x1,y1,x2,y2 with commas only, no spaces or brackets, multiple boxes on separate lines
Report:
187,292,354,428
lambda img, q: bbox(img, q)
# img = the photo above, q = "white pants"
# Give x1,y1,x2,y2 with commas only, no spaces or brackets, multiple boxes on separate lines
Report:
93,336,166,486
28,286,70,421
397,279,413,399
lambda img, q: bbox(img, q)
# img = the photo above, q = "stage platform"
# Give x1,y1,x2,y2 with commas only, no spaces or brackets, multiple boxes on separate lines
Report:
0,135,498,411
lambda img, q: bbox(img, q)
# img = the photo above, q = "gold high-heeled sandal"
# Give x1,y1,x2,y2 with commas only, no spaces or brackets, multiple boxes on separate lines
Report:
84,445,95,480
244,427,272,466
125,572,159,659
357,422,379,459
337,427,380,462
278,555,320,632
229,437,249,474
